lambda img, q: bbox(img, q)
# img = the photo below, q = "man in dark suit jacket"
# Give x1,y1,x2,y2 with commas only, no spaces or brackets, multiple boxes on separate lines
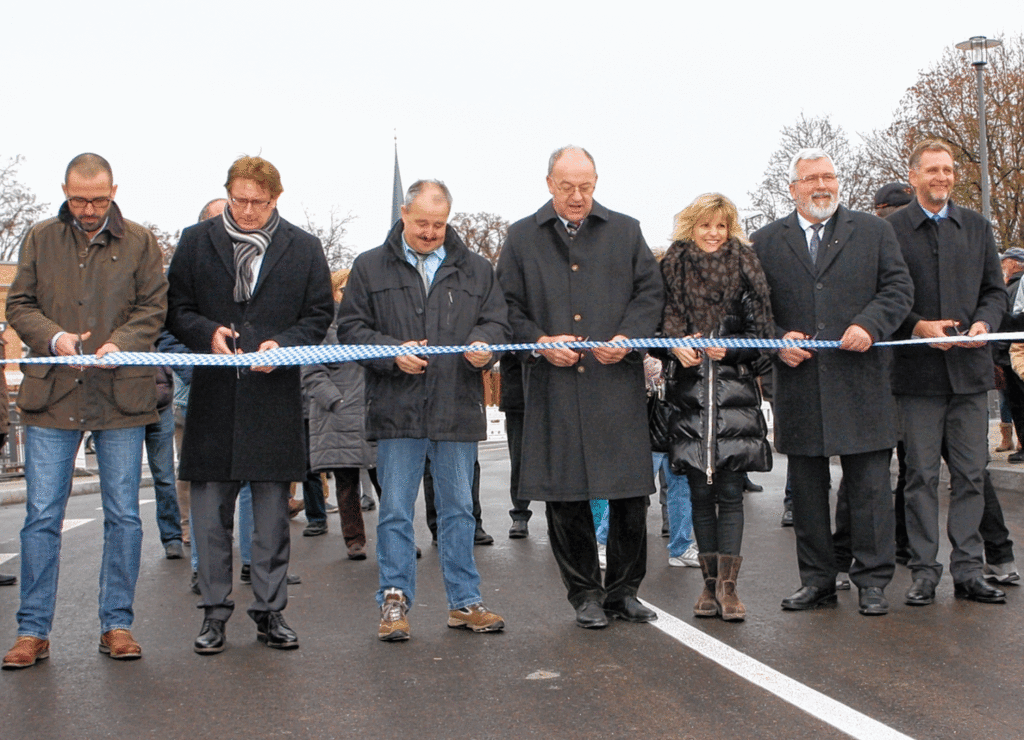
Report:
167,156,333,654
887,139,1009,607
751,148,913,616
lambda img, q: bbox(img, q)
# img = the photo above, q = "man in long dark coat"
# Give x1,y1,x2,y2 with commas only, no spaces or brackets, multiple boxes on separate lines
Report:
167,156,333,654
751,148,913,616
496,146,663,628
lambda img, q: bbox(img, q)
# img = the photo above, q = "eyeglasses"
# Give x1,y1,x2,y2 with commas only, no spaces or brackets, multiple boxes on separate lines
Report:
68,196,111,209
229,196,273,210
554,182,595,196
793,173,838,186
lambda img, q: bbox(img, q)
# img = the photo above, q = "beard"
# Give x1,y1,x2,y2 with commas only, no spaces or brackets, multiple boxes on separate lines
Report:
803,190,840,221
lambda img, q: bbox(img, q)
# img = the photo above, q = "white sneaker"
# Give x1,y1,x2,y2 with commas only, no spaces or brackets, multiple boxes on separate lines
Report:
597,544,607,570
669,543,700,567
984,561,1020,583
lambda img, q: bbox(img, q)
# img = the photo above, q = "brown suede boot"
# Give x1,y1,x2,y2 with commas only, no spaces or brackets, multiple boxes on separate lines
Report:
996,422,1015,452
716,554,746,622
694,553,718,617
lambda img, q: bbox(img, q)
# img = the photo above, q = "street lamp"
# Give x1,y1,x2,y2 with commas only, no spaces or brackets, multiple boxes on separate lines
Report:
955,35,1002,221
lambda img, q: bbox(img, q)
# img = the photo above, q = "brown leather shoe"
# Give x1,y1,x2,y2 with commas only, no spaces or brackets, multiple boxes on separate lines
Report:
2,636,50,670
347,542,367,560
99,629,142,660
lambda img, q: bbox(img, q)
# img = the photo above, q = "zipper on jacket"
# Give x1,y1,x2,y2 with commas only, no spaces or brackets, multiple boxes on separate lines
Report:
704,353,717,485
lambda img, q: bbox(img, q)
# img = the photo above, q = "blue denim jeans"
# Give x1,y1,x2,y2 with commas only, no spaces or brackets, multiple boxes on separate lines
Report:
145,405,182,546
653,452,694,557
18,425,145,638
376,439,481,610
190,481,253,571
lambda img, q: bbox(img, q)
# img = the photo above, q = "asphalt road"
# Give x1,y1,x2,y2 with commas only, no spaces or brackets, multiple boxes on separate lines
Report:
1,441,1022,740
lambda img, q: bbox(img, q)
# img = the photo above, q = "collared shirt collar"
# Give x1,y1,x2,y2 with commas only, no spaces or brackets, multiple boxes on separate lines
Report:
57,200,126,242
796,211,834,247
402,234,446,282
918,200,950,221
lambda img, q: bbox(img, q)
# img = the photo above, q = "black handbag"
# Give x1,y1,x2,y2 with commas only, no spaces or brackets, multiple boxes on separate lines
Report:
647,358,676,453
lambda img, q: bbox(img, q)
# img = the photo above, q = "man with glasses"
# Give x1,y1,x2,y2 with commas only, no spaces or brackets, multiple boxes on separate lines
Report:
751,148,913,617
167,156,332,654
3,153,167,669
496,146,663,629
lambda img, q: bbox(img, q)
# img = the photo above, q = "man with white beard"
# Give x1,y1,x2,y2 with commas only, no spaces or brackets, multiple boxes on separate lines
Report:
750,148,913,616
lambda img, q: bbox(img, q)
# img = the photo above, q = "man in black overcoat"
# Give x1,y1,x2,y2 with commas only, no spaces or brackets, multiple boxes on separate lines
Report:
751,148,913,616
167,156,333,654
496,146,664,628
887,139,1009,607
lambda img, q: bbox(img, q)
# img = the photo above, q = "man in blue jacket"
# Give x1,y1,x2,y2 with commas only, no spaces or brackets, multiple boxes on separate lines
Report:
338,180,511,641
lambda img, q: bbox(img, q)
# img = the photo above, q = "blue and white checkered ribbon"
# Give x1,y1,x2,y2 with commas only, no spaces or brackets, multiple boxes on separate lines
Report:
16,333,1024,367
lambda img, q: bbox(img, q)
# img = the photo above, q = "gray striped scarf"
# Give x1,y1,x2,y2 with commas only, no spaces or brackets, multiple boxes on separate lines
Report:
223,206,280,302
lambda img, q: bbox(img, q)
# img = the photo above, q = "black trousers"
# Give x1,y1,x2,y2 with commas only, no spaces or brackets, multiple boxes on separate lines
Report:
504,411,532,522
790,450,894,590
545,496,648,608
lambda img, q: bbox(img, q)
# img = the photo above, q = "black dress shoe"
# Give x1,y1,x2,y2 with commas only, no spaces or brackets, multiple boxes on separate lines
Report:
194,618,226,654
743,475,764,493
474,527,494,546
287,573,301,585
0,573,17,587
508,520,529,539
781,585,837,610
954,576,1006,604
858,586,889,616
255,611,299,649
574,599,610,629
780,508,794,527
604,596,657,623
905,578,936,606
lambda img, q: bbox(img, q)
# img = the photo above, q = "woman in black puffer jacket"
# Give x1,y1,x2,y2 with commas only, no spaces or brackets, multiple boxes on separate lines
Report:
661,193,774,622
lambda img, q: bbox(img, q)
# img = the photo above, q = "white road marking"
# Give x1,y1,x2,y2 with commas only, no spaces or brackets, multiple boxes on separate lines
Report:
0,553,15,566
641,600,915,740
61,519,94,532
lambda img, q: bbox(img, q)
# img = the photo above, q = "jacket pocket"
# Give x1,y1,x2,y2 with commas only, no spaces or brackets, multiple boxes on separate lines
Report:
17,363,56,412
112,367,157,415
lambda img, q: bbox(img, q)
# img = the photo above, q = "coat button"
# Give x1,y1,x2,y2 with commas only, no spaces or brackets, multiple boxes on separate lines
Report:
818,322,825,330
571,264,579,272
574,314,582,322
816,283,824,289
577,366,585,373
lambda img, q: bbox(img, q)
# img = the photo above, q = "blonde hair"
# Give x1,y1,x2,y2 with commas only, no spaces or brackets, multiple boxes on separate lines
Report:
331,269,350,301
671,193,748,245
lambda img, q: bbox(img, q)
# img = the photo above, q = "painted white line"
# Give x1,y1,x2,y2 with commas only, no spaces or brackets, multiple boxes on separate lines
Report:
61,518,94,532
0,553,15,566
641,600,915,740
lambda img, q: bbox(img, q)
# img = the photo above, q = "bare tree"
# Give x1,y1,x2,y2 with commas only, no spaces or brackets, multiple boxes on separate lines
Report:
744,113,878,233
450,211,509,266
142,222,181,267
304,207,357,270
860,35,1024,248
0,155,49,261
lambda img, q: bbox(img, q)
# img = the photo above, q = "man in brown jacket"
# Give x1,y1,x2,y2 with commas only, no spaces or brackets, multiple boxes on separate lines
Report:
1,153,167,670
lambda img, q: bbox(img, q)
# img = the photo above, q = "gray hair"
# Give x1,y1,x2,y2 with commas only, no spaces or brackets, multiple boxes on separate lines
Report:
404,179,453,209
788,148,836,183
198,198,227,222
548,146,596,176
65,152,113,184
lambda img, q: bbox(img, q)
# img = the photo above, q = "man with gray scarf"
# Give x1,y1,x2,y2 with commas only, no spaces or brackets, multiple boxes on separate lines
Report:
167,156,333,654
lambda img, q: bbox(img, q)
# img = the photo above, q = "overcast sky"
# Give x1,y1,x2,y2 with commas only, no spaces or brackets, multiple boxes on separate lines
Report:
2,1,1018,253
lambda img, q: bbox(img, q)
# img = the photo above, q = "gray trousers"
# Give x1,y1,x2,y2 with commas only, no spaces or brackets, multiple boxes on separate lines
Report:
898,393,987,585
191,480,291,622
